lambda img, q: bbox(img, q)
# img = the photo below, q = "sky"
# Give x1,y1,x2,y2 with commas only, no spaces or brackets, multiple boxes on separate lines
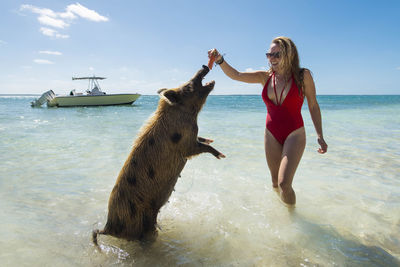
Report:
0,0,399,95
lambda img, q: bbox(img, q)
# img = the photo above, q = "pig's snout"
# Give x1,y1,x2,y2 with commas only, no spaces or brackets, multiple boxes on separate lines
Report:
198,65,210,80
192,65,210,82
202,65,210,75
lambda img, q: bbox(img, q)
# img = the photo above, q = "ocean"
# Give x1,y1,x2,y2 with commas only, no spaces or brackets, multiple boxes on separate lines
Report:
0,94,399,266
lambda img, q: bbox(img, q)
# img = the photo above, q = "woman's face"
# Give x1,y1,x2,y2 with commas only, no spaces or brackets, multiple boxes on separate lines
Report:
267,43,281,72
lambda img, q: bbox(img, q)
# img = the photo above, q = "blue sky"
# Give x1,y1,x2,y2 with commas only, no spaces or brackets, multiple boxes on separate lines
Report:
1,0,399,95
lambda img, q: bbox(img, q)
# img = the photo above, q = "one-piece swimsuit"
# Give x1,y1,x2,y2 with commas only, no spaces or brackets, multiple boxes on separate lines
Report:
261,72,304,145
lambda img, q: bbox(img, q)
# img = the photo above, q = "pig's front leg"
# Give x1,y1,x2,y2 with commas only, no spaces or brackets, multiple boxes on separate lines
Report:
187,140,225,159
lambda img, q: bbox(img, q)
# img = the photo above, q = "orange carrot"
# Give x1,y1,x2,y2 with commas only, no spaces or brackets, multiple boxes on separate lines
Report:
208,54,216,70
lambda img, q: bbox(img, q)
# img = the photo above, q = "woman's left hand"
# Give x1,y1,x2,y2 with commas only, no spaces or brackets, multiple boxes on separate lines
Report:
317,137,328,154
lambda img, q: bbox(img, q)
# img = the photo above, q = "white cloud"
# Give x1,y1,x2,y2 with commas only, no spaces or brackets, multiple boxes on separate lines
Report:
38,15,69,28
40,27,69,39
396,67,400,70
66,3,109,22
39,50,62,56
245,67,268,72
20,4,57,17
34,59,54,64
0,40,6,45
20,3,108,39
40,27,56,36
58,11,77,20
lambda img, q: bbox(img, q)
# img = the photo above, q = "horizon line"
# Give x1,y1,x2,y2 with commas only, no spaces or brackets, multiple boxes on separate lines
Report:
1,93,400,97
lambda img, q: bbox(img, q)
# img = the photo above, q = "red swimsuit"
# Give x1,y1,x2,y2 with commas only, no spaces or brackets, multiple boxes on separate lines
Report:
262,72,304,145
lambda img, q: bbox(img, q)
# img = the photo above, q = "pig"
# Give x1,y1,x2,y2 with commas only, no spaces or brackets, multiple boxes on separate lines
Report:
93,65,225,247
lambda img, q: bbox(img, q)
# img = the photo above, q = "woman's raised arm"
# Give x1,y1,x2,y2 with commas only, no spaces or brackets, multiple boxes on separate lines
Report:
208,49,267,85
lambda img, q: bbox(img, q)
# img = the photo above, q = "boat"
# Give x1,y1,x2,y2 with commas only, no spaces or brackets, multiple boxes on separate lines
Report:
31,76,140,107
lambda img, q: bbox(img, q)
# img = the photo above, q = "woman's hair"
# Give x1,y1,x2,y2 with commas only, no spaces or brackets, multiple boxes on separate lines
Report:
269,36,305,94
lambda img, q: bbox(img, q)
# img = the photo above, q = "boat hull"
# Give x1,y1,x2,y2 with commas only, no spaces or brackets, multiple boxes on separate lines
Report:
47,94,140,107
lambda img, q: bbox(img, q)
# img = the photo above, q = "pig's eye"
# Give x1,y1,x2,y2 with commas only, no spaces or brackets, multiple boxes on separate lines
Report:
183,85,193,92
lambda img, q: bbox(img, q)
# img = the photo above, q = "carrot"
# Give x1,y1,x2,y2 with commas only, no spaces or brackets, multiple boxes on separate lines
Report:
208,54,216,70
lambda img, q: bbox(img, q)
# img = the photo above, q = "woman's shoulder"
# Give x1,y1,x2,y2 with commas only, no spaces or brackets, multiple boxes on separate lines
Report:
265,69,273,76
260,70,272,85
300,68,313,82
301,68,312,76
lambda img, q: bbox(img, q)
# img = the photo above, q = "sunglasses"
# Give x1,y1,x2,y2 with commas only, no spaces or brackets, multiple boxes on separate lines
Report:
266,52,280,58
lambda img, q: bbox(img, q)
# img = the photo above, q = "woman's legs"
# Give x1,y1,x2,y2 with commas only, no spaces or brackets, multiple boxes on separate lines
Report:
264,129,283,189
264,127,306,205
278,127,306,205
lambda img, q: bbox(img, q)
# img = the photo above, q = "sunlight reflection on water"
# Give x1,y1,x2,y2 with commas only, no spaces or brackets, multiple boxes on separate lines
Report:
0,95,399,266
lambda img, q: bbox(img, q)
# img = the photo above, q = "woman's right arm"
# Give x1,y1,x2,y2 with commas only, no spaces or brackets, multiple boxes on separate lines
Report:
208,49,267,85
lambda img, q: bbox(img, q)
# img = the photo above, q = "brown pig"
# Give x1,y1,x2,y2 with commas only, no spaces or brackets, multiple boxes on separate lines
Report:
93,65,225,246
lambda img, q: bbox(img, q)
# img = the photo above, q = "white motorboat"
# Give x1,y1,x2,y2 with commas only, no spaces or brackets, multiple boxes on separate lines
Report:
31,76,140,107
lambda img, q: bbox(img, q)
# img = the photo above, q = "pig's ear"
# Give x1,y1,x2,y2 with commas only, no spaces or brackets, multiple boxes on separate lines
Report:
157,88,168,95
159,89,181,105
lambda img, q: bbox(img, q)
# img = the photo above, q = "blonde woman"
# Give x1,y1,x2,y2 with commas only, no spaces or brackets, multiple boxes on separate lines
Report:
209,37,327,205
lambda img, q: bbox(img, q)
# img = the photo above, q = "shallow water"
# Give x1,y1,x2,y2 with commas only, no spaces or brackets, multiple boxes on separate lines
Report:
0,95,399,266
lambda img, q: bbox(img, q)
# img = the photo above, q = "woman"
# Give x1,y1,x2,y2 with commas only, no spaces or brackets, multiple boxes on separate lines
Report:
209,36,327,205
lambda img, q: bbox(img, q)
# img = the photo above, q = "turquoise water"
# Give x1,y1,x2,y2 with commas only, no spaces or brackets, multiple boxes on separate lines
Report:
0,95,399,266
